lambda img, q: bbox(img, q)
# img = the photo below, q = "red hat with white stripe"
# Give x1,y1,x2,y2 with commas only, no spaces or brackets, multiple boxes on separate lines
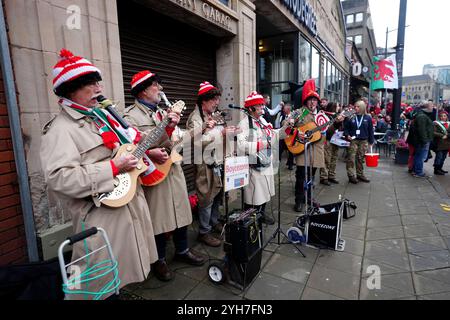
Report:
53,49,101,92
244,91,265,108
198,82,218,96
131,70,157,91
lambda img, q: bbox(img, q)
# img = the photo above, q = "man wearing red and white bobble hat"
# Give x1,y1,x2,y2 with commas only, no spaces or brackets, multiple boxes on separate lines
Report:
40,49,157,299
237,91,291,225
123,70,206,282
186,82,238,247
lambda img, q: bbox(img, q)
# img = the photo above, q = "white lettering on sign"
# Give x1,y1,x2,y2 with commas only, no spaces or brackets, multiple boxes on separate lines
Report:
353,62,362,77
174,0,197,11
202,3,231,29
281,0,317,36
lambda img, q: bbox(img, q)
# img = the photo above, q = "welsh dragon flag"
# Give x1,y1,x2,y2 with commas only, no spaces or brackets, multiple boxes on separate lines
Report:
370,54,399,90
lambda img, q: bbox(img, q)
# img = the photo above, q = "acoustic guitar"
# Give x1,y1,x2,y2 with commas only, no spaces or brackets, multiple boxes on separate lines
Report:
285,109,356,156
142,110,226,187
98,100,186,207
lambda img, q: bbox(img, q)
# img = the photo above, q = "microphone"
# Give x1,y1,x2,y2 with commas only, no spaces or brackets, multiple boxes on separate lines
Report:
96,95,130,129
228,104,242,110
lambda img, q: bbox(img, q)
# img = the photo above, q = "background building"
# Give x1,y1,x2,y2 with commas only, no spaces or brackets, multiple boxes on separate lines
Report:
342,0,377,104
254,0,350,107
402,75,438,104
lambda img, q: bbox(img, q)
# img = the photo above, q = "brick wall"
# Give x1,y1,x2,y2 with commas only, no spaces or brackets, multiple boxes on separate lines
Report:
0,67,27,265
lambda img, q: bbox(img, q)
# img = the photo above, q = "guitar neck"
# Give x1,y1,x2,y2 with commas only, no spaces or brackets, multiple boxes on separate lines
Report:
133,118,170,159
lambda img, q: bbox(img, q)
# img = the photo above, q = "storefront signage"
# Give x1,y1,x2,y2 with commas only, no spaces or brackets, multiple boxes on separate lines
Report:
280,0,317,36
172,0,232,31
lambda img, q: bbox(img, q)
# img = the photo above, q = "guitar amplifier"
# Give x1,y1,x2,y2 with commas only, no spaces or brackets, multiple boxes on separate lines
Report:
223,210,263,289
224,212,262,263
306,202,345,251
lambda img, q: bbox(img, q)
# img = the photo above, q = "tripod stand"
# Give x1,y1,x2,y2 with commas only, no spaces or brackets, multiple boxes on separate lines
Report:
264,141,314,258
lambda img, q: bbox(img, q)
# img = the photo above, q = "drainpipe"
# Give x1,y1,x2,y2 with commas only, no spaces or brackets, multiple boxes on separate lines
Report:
0,5,39,262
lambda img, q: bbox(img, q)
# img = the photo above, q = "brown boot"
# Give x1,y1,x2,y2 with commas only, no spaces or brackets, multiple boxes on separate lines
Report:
174,249,206,266
349,176,358,184
151,260,174,282
357,176,370,183
198,233,221,247
213,223,224,234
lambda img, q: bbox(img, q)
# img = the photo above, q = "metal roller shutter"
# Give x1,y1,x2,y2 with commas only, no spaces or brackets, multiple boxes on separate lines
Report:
118,1,217,192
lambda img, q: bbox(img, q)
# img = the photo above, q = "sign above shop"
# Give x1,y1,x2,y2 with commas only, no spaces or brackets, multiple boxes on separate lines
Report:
280,0,317,36
170,0,235,33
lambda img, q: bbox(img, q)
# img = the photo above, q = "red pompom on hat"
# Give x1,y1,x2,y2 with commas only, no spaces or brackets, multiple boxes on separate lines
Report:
244,91,265,108
131,70,157,90
52,49,101,92
198,82,218,96
301,79,320,105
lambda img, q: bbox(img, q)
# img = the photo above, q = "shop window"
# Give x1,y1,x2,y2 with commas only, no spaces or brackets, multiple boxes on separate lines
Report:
346,15,354,24
355,13,364,23
299,36,311,83
311,47,321,94
354,35,362,45
258,34,296,106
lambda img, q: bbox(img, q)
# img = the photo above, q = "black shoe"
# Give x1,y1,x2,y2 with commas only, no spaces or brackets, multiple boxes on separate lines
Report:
357,176,370,183
320,179,331,186
328,178,339,184
151,260,174,282
442,169,449,173
434,169,445,176
349,176,358,184
260,214,275,225
174,250,206,266
294,203,303,213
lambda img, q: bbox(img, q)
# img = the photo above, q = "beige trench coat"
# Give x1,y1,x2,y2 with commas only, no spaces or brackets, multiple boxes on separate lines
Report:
237,115,287,206
40,105,157,300
123,101,192,235
186,106,223,208
294,107,326,168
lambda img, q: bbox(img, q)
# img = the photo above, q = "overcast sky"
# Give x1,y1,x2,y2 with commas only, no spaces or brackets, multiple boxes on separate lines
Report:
368,0,448,76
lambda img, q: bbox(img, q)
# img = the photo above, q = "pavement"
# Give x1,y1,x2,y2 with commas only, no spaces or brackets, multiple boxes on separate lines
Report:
121,150,450,300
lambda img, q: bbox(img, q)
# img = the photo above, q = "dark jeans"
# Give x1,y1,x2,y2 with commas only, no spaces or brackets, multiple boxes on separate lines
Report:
295,166,317,205
434,150,448,169
413,142,431,176
155,226,189,260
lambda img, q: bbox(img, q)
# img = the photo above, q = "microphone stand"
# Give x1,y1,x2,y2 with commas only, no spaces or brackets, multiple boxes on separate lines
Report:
229,105,305,257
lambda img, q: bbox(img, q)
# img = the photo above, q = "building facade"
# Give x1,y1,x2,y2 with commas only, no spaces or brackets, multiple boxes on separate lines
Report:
254,0,350,107
342,0,376,104
402,75,438,104
423,64,450,86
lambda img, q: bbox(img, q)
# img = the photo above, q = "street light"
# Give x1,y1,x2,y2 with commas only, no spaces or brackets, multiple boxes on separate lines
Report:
383,25,410,108
385,25,410,58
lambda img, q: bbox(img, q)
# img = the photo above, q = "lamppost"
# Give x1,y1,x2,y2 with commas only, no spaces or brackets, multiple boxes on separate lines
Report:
384,25,410,109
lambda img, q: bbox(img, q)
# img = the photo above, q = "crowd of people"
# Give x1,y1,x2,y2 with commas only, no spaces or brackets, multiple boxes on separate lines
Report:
40,49,450,300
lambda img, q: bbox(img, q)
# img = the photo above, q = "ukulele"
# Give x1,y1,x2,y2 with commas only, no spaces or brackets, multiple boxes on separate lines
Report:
142,110,226,187
98,100,186,207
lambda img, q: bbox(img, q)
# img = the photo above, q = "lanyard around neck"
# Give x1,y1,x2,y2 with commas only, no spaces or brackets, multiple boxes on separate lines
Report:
356,115,364,129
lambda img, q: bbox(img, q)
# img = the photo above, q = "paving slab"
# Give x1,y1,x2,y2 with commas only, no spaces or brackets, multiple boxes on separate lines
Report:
359,273,415,300
244,272,304,300
263,253,314,284
406,237,448,253
305,264,360,300
403,223,441,238
301,287,345,300
409,250,450,271
185,282,243,300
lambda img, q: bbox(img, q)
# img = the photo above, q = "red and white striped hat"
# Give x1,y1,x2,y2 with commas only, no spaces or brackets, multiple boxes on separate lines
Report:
53,49,101,91
131,70,157,90
244,91,265,108
198,82,217,96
